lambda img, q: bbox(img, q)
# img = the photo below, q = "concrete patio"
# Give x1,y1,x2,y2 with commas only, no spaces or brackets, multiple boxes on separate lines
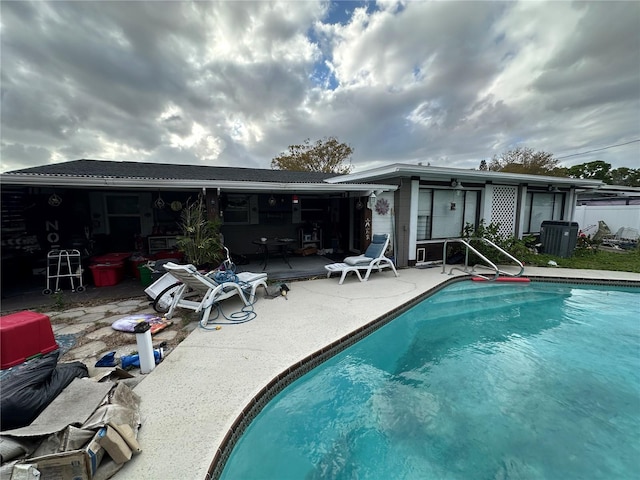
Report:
114,266,639,479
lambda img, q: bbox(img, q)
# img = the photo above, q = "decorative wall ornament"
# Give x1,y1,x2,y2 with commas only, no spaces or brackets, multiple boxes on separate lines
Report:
355,199,364,210
171,200,183,211
154,193,165,209
375,198,389,215
48,193,62,207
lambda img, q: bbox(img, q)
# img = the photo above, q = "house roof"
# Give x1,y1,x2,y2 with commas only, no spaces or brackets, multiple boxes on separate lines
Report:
577,184,640,198
1,159,397,194
326,163,604,189
3,159,336,182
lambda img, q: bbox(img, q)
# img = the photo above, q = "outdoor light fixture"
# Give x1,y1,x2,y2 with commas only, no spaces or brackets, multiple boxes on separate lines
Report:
450,179,459,188
368,191,377,209
268,194,277,207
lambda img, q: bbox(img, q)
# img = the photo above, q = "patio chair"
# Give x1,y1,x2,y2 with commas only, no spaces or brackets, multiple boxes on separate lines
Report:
160,262,268,325
324,233,398,284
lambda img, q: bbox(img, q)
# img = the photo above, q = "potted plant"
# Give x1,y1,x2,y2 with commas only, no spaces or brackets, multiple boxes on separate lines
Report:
176,194,223,269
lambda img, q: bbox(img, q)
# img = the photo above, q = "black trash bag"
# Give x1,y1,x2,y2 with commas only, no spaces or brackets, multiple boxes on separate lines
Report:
0,351,88,431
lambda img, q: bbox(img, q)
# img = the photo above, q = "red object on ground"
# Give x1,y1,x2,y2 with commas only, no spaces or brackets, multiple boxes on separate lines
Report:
89,263,125,287
91,252,131,264
89,252,131,286
0,311,58,369
471,276,531,282
152,250,183,261
129,259,150,279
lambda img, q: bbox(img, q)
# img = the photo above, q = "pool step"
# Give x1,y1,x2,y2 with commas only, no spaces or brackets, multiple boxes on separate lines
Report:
426,284,539,308
420,290,564,322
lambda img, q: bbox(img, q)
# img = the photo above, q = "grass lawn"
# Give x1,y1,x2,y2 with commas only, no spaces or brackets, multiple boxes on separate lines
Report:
520,246,640,273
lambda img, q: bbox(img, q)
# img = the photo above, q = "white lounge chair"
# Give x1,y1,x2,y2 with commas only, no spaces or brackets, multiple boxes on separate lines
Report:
324,233,399,284
160,262,268,326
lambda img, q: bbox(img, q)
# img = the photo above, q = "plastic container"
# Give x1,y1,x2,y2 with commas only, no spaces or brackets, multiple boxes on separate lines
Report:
134,322,156,374
129,259,149,279
91,253,132,264
153,250,183,261
0,311,58,369
138,264,154,287
90,263,125,287
144,272,180,300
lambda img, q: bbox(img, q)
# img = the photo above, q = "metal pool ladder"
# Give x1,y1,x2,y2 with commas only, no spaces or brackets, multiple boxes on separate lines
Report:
441,237,525,281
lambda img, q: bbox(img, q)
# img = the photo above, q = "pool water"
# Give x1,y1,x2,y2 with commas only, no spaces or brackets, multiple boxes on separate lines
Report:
220,282,640,479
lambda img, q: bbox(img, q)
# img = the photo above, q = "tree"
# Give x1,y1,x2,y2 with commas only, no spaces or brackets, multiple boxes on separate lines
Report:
566,160,612,182
565,161,640,186
479,148,640,185
609,167,640,187
271,137,354,174
485,146,561,175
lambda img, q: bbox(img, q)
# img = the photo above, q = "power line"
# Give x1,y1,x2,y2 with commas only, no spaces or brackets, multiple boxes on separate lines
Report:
556,139,640,160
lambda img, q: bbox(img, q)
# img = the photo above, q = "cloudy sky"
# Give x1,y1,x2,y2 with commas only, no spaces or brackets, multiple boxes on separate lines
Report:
1,0,639,174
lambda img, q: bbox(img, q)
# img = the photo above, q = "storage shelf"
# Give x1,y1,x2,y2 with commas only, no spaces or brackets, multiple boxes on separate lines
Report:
148,236,178,254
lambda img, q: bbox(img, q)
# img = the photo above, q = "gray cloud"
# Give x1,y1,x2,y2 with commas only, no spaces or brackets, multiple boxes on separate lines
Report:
1,0,638,174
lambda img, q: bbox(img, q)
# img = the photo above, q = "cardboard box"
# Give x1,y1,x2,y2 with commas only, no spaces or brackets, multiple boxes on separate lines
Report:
98,425,132,464
29,431,104,480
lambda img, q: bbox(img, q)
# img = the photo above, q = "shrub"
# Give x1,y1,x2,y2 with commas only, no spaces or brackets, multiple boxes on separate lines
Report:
176,194,223,268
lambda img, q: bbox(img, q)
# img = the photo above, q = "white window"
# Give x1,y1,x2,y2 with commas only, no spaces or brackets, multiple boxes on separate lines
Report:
524,192,564,233
223,194,250,224
417,189,432,240
418,189,479,239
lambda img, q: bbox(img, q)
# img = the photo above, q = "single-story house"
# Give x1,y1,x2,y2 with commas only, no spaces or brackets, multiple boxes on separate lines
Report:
0,159,602,291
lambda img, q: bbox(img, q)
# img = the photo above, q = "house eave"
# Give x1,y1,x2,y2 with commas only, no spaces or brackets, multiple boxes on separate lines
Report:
0,173,398,194
325,163,604,189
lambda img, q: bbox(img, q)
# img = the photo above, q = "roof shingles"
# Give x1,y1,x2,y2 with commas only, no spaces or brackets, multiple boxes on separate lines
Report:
6,159,339,184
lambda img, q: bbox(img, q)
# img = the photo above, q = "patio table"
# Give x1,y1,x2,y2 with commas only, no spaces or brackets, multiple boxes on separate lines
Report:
252,238,295,270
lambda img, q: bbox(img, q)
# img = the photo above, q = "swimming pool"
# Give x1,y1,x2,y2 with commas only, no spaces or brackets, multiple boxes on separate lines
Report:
219,281,640,479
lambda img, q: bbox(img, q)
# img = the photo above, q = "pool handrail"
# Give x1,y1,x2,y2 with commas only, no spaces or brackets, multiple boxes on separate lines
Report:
441,237,525,280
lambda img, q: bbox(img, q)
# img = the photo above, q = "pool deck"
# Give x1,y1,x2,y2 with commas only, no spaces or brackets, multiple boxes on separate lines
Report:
118,266,640,479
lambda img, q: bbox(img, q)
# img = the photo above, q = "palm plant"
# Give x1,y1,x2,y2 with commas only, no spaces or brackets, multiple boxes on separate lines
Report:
176,194,223,268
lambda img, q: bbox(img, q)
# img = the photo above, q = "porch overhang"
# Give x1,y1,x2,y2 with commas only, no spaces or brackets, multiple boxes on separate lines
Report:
0,173,398,195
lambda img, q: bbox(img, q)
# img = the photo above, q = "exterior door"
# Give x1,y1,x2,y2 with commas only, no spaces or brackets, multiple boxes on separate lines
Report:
106,194,142,252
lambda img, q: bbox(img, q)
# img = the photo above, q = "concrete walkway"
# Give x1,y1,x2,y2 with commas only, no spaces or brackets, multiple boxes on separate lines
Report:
45,297,197,376
110,266,639,479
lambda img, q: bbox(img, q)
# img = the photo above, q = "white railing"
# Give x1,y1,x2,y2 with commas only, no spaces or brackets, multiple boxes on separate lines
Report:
441,237,525,281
